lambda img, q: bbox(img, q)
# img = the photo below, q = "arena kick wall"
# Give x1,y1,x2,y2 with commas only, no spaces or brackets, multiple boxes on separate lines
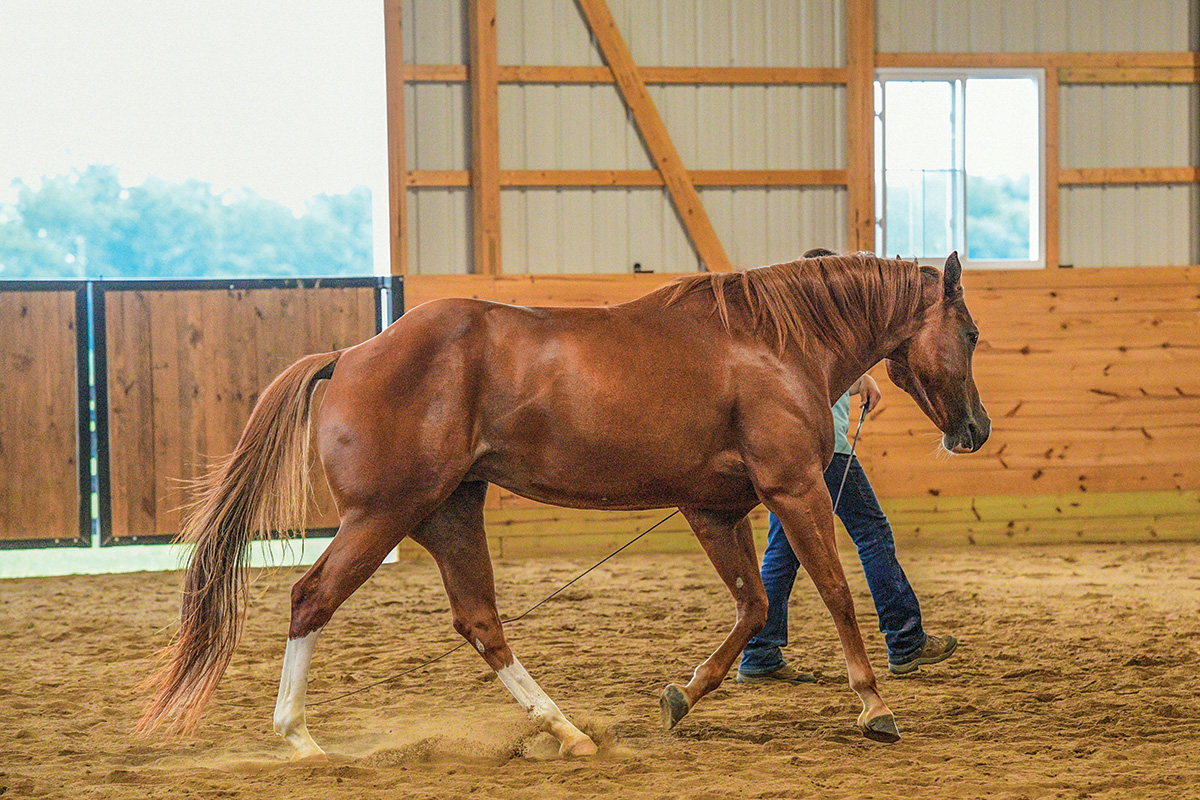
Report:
399,266,1200,555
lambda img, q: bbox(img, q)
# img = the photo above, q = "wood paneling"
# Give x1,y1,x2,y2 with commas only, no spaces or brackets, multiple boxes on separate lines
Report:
0,290,82,543
403,264,1200,546
404,272,682,309
852,265,1200,542
104,287,378,542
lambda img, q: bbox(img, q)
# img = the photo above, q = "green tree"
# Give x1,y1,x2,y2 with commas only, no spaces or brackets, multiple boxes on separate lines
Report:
0,165,373,279
967,174,1031,260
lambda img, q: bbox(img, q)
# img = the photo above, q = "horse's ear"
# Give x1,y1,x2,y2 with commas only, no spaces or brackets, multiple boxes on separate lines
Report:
944,251,962,296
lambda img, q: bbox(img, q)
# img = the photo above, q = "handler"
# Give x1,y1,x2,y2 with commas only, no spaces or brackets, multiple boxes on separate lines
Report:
737,358,958,683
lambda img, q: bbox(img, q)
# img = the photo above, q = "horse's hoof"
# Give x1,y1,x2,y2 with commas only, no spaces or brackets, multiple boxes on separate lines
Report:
290,748,329,763
860,713,901,743
659,684,690,730
559,736,598,758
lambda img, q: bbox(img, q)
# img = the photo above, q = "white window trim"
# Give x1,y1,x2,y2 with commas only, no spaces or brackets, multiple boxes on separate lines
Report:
875,68,1047,270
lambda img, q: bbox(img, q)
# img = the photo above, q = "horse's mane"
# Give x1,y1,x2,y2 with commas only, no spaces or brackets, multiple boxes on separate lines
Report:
658,252,934,361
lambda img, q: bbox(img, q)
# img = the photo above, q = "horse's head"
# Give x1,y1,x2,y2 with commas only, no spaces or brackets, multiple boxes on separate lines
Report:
885,252,990,454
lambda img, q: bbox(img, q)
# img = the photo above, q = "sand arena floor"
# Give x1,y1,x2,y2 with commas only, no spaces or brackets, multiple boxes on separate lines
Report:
1,542,1198,799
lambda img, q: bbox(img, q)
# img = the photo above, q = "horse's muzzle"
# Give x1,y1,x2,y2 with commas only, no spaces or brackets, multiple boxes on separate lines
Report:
943,415,990,454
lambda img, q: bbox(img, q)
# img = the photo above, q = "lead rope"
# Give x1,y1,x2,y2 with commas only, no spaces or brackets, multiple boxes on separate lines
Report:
313,403,871,708
309,509,681,707
832,401,870,513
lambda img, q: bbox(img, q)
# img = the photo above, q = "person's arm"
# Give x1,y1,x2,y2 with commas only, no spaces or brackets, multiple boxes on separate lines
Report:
848,373,882,412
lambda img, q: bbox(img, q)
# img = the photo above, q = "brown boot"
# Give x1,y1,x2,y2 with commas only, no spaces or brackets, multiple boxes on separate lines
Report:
736,663,818,684
889,634,958,675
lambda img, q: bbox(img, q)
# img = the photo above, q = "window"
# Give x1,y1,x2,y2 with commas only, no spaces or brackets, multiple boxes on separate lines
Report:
875,70,1045,269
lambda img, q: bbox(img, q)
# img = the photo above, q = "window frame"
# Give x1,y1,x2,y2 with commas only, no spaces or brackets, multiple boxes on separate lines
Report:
875,67,1047,270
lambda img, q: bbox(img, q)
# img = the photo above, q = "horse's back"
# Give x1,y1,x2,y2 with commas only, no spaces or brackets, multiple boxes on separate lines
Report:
318,294,758,511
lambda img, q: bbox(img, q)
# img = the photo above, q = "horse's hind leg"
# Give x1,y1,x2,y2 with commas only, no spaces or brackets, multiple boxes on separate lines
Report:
660,508,769,730
273,507,418,760
412,481,598,758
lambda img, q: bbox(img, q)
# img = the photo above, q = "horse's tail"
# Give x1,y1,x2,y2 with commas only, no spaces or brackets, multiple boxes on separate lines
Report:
137,349,343,734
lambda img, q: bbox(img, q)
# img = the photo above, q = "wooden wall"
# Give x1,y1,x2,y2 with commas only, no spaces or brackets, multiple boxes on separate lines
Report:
103,286,379,542
399,265,1200,554
860,265,1200,545
0,289,84,544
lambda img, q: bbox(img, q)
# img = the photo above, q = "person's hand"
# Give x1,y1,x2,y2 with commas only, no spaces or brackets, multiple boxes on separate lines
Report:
858,374,882,412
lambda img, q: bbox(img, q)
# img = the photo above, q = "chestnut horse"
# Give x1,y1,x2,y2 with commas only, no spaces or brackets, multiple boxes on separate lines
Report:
140,251,989,759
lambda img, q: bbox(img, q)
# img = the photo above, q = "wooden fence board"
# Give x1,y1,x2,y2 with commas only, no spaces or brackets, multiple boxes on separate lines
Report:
400,265,1200,545
104,286,379,542
0,290,82,543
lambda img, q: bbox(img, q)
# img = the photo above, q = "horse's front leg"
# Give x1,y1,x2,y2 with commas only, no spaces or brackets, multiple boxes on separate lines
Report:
764,477,900,743
660,509,768,730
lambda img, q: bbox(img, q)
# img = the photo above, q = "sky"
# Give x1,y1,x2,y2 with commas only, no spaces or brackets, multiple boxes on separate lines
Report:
0,0,390,264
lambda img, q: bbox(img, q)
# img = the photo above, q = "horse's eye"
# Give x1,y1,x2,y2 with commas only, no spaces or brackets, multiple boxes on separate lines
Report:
966,330,979,345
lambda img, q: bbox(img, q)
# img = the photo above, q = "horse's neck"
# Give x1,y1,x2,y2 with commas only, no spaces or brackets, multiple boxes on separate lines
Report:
821,297,922,399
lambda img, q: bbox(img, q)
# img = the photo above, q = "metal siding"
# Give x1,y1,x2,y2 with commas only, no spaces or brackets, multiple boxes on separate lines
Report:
1061,185,1197,268
405,1,469,275
878,0,1194,51
490,0,849,68
1060,83,1198,267
703,187,848,267
408,0,466,63
407,0,851,274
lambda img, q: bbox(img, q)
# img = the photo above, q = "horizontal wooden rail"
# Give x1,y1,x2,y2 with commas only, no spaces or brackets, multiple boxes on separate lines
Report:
1059,167,1200,186
877,51,1199,71
406,56,1199,86
403,64,847,85
1059,66,1200,84
407,169,847,188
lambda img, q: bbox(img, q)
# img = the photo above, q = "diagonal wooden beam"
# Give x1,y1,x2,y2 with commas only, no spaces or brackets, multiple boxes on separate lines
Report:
574,0,732,272
469,0,501,274
383,0,407,275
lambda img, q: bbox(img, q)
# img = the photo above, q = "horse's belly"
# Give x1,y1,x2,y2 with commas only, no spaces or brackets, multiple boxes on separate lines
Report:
468,448,757,512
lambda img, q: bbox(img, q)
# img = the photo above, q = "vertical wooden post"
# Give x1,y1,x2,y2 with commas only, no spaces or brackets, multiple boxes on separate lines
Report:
383,0,408,275
469,0,502,274
575,0,732,272
845,0,876,253
1044,69,1061,269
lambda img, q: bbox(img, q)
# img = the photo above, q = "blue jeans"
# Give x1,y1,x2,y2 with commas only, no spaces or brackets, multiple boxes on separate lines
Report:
739,453,925,674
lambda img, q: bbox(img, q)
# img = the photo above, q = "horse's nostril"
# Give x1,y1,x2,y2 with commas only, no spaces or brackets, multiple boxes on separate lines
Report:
967,421,987,449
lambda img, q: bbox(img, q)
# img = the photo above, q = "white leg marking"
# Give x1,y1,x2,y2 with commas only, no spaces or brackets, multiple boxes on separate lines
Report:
495,657,597,757
273,629,326,760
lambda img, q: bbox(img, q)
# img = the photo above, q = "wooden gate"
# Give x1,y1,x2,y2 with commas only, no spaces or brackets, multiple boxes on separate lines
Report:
0,282,91,548
0,277,399,549
95,278,397,544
